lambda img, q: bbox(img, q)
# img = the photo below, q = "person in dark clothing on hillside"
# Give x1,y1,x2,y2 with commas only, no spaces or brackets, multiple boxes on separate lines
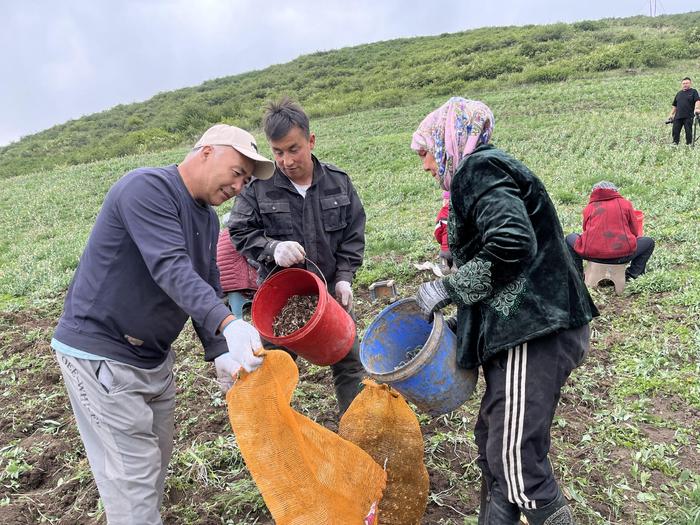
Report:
411,97,598,524
51,124,275,524
566,181,655,281
667,77,700,145
228,98,366,416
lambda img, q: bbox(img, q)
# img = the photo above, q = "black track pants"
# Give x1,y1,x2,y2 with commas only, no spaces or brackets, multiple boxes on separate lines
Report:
474,324,589,511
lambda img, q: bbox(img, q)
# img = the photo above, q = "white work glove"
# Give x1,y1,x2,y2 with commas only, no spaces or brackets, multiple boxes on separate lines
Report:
273,241,306,267
216,320,264,392
214,352,242,393
334,280,353,310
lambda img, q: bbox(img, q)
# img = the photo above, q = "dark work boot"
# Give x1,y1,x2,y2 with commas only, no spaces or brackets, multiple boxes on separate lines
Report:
478,476,521,525
331,334,365,417
522,490,575,525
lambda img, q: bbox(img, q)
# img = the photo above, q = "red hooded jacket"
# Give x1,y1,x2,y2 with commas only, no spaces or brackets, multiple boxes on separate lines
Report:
434,202,450,252
216,230,258,293
574,188,639,259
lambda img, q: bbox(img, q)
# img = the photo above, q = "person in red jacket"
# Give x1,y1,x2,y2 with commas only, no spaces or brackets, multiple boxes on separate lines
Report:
566,181,655,281
434,191,452,272
217,213,259,320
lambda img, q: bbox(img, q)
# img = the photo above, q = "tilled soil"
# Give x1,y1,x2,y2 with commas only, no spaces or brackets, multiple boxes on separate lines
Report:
0,289,697,524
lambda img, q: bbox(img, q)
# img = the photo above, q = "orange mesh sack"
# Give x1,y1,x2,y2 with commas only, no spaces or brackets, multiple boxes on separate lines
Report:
226,350,386,525
339,379,429,525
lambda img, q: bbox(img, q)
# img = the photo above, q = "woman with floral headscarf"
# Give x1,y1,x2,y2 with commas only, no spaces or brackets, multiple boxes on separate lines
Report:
412,97,598,524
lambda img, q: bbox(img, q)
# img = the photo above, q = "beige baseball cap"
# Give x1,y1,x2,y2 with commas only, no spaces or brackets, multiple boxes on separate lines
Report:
194,124,275,180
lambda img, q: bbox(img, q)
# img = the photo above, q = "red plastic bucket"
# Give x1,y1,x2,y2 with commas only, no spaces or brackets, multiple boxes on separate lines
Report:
251,268,355,365
634,210,645,236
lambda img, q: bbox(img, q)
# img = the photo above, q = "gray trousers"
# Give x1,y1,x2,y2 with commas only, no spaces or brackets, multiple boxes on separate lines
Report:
56,350,176,525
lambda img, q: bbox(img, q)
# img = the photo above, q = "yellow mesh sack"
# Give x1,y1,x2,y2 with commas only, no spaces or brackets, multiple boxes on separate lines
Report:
226,350,386,525
339,379,429,525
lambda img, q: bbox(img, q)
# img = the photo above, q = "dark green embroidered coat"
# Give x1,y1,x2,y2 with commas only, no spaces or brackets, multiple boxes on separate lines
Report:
442,144,598,369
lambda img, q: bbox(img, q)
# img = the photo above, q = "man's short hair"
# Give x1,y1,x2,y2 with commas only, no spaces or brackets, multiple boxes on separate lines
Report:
263,98,310,141
682,77,691,82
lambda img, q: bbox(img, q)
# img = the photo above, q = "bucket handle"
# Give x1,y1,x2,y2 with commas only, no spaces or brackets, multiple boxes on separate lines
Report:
303,257,328,289
263,256,328,290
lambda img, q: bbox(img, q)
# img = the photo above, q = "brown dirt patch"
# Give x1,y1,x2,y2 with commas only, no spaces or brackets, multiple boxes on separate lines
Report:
2,283,698,524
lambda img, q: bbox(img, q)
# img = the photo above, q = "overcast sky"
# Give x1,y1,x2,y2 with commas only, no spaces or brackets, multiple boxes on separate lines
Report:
1,0,693,146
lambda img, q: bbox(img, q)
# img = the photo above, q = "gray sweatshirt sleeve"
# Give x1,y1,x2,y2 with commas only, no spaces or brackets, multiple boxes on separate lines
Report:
193,219,229,361
115,174,232,346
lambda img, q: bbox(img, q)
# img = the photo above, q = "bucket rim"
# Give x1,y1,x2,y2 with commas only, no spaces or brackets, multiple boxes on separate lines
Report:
252,268,327,342
360,298,446,381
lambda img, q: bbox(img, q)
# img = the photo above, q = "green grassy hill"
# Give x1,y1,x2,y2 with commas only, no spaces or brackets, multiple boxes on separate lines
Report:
0,13,699,525
1,11,699,179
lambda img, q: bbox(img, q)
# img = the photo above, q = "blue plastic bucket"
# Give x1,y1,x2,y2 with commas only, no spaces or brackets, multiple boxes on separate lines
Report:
360,298,477,416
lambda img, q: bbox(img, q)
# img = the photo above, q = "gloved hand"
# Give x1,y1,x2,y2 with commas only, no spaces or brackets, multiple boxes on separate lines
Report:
334,280,353,310
415,279,452,320
216,319,264,392
214,352,242,393
274,241,306,267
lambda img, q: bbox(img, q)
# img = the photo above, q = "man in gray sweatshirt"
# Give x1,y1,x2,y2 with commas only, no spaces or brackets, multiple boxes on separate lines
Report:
51,124,274,525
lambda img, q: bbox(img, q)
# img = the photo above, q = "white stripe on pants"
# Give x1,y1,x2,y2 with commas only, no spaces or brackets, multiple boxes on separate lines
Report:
56,350,176,525
501,344,535,510
475,324,589,510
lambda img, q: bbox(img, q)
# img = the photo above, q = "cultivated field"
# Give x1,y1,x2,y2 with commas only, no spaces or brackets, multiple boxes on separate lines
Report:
1,62,699,523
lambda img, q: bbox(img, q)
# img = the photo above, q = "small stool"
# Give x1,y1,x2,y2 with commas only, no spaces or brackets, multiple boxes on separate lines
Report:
584,262,627,294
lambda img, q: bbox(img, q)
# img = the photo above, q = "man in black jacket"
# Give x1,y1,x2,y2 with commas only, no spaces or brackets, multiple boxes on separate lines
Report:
668,77,700,145
229,98,366,415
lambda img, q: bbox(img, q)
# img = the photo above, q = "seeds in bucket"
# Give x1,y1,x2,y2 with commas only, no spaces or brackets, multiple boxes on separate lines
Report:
273,294,318,337
395,345,422,369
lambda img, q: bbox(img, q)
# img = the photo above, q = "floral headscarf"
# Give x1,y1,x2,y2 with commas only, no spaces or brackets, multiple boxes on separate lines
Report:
411,97,494,191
